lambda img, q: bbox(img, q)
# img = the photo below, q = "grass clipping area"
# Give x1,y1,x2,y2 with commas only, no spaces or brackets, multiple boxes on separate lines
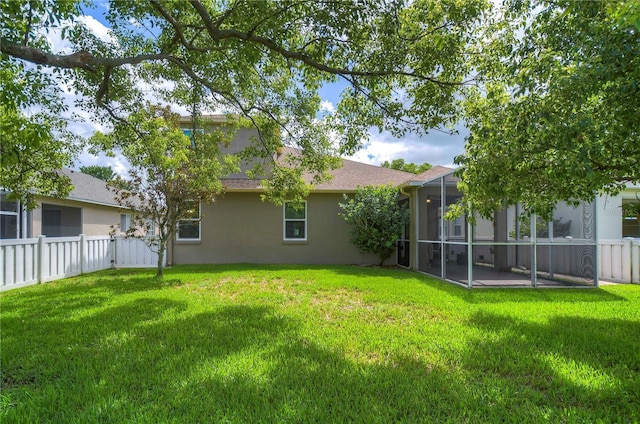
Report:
1,265,639,423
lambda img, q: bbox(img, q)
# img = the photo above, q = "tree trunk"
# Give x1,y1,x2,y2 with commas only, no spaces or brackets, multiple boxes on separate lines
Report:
156,244,165,279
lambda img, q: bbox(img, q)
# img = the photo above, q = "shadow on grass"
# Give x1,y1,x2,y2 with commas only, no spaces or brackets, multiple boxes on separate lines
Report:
1,296,474,422
462,312,640,419
3,290,637,422
0,274,184,322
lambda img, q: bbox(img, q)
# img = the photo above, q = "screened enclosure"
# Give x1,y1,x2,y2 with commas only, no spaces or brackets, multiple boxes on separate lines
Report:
404,170,598,288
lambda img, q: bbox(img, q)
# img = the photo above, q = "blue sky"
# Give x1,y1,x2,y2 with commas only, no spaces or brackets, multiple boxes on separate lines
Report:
68,3,467,174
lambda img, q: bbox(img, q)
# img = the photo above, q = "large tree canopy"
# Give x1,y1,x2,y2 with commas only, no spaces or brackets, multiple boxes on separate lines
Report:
1,0,488,206
454,0,640,220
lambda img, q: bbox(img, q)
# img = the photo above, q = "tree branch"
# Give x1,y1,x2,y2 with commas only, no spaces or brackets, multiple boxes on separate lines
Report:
0,40,178,71
188,0,459,86
150,0,210,53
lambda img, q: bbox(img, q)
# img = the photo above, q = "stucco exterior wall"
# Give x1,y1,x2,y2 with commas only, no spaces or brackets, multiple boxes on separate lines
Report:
171,192,389,265
32,198,123,237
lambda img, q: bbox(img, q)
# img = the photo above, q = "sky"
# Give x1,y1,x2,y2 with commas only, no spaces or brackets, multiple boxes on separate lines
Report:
58,4,467,175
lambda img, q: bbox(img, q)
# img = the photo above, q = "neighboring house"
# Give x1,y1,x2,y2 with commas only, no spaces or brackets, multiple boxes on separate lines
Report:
0,169,128,239
580,182,639,239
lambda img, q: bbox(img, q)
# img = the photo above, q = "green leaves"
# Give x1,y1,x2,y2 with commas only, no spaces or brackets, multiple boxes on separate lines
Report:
0,105,78,209
2,0,492,206
381,158,432,174
95,104,240,277
79,165,116,182
457,0,640,220
339,185,410,265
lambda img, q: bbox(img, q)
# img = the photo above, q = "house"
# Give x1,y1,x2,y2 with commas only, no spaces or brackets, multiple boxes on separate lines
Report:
592,187,639,238
169,147,415,266
170,115,413,266
0,169,128,239
4,114,635,286
171,115,639,285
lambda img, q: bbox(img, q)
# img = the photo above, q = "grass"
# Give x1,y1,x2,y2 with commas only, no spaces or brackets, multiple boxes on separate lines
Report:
1,264,639,423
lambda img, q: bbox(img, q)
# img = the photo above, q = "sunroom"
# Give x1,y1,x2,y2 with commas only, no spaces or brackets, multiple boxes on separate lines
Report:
398,169,599,288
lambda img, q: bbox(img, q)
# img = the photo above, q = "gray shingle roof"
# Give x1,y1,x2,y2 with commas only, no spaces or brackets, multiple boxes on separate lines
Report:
307,157,415,191
59,169,120,207
223,148,422,192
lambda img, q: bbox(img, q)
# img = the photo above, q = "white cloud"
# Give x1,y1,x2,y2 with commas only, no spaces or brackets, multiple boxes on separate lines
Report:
75,149,130,177
346,139,408,165
344,126,467,168
76,15,115,43
319,100,335,113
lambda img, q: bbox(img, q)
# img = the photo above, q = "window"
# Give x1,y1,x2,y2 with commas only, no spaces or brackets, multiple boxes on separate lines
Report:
177,201,201,240
1,194,20,239
120,214,132,233
284,201,306,240
183,129,204,147
145,218,156,237
41,203,82,237
453,216,463,237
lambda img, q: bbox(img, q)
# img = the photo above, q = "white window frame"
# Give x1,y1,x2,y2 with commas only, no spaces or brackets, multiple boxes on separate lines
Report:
1,194,21,239
145,218,156,237
176,201,201,241
120,213,132,234
283,201,307,241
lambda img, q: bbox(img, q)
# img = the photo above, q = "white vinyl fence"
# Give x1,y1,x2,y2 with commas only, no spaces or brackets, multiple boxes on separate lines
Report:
599,239,640,284
1,235,164,291
113,237,164,268
2,236,637,290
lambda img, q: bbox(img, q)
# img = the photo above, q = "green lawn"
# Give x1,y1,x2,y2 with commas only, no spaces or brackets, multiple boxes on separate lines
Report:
1,265,639,423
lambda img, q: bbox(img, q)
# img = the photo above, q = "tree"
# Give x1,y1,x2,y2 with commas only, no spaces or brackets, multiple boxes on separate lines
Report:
0,106,79,210
339,185,409,266
79,165,116,182
1,0,490,205
453,0,640,220
0,0,81,209
381,158,432,174
93,104,239,278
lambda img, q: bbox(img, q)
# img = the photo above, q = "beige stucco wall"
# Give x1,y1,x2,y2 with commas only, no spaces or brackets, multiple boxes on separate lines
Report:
171,192,391,265
32,198,123,237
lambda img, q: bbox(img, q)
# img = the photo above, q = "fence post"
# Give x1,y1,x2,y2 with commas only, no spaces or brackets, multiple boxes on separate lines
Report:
632,239,640,284
0,243,4,288
622,239,632,283
79,234,86,274
37,235,46,283
110,237,117,269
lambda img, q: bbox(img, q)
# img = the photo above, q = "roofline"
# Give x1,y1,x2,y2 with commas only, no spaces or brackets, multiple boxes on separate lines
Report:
179,114,238,124
397,168,457,189
41,195,129,210
224,187,362,194
223,188,264,193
